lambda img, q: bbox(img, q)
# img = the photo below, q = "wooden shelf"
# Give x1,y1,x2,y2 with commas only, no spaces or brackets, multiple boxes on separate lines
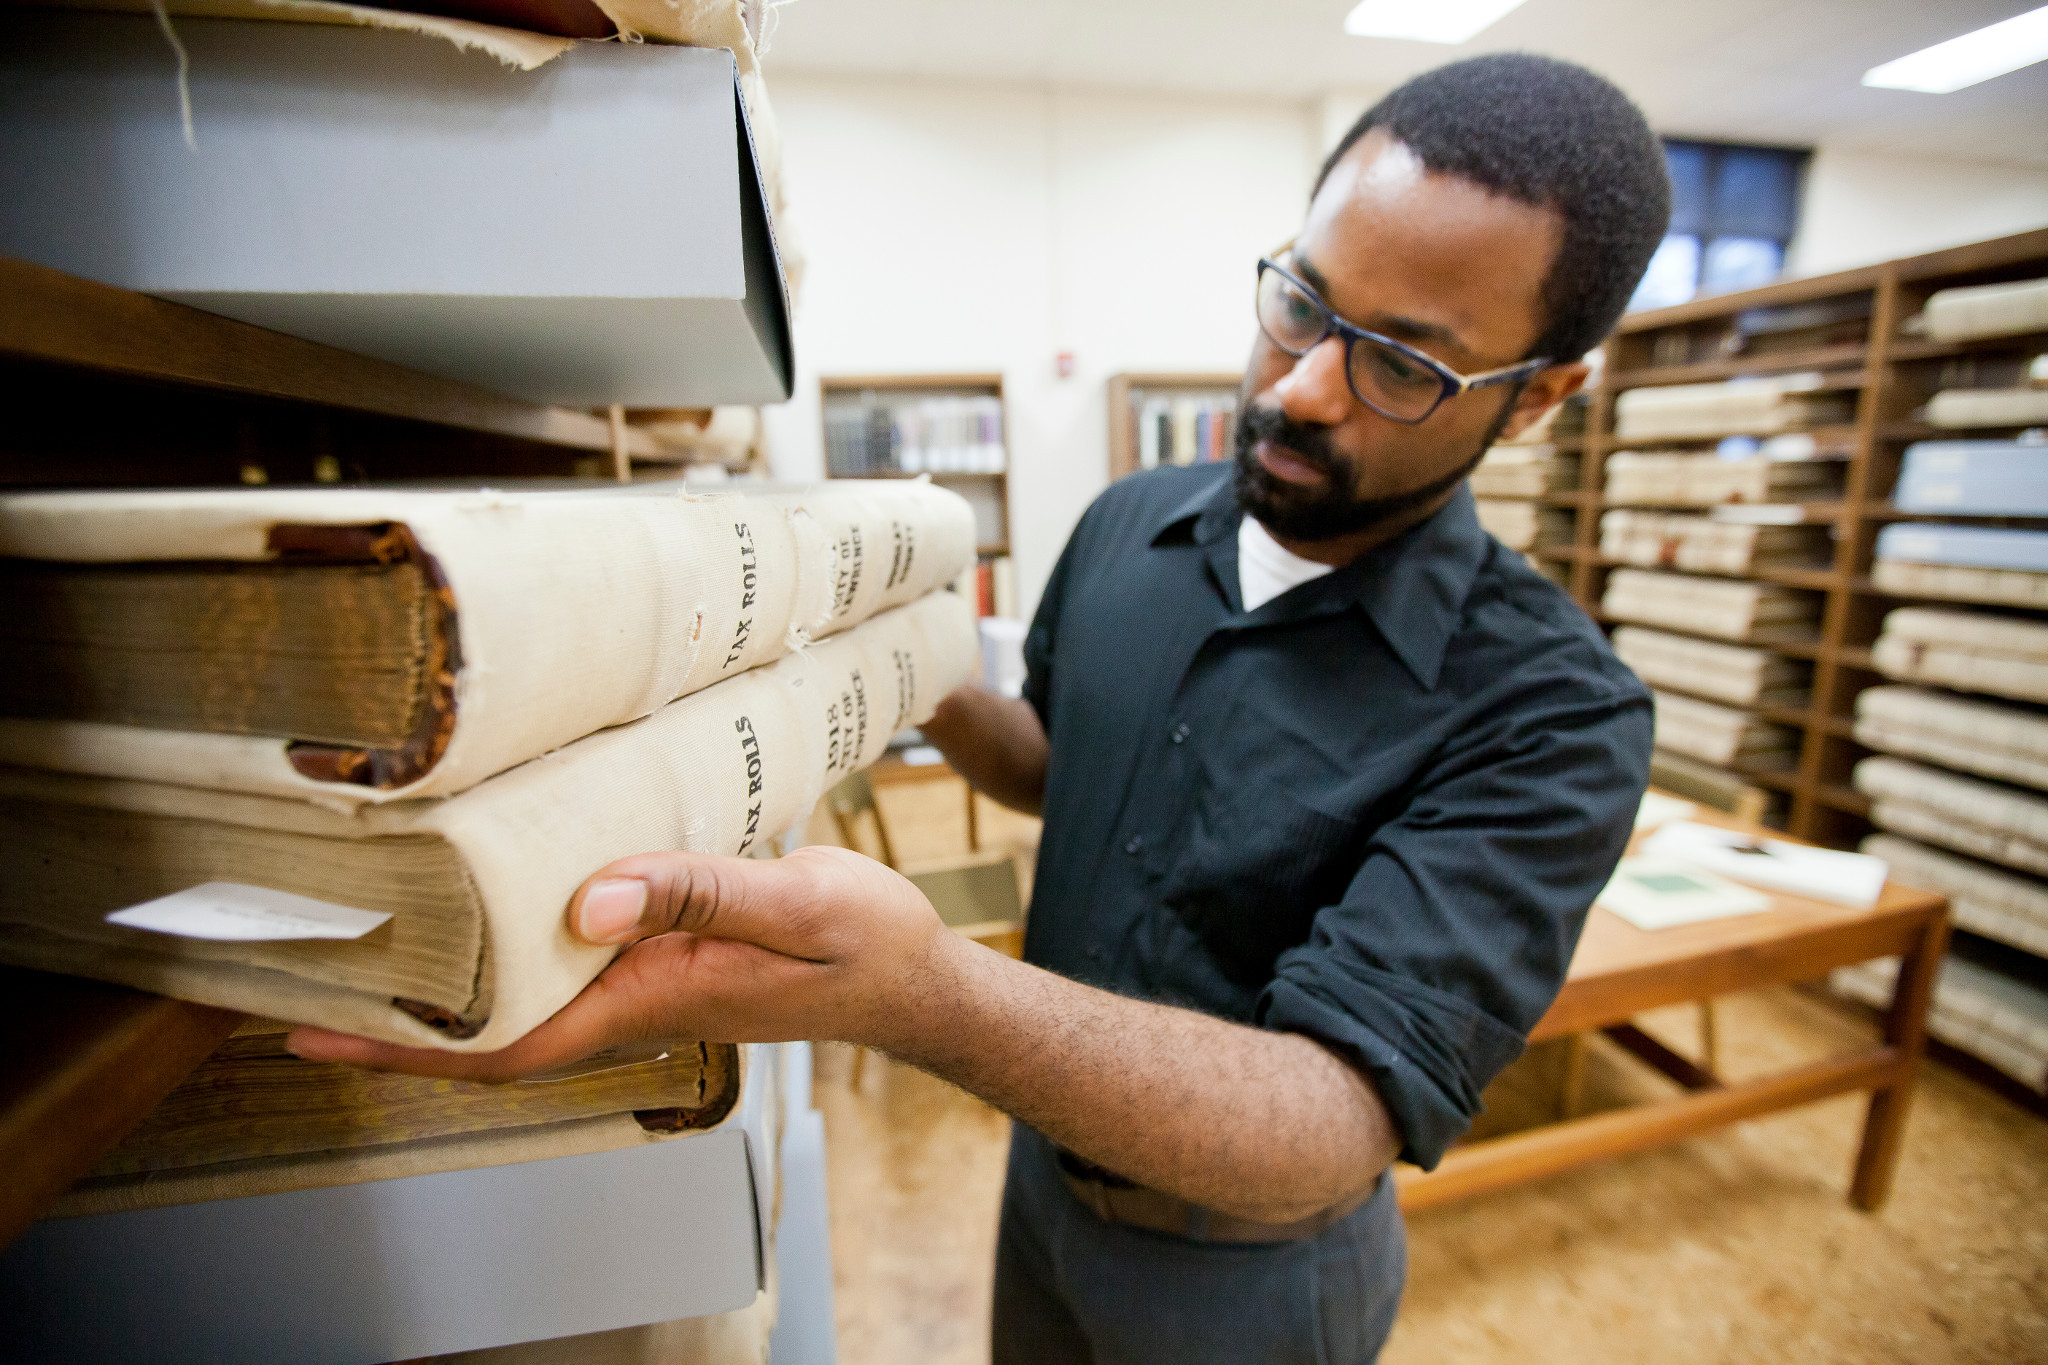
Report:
1606,424,1862,451
1886,334,2048,363
1863,505,2048,524
0,256,656,461
1608,343,1868,390
822,372,1004,392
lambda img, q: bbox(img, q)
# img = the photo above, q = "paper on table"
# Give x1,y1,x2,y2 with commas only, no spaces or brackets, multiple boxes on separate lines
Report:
106,882,393,942
1597,857,1773,930
1636,790,1699,832
1640,821,1889,908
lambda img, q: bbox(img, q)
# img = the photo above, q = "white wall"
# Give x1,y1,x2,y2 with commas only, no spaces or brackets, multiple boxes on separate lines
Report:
758,76,2048,611
759,75,1316,615
1785,147,2048,278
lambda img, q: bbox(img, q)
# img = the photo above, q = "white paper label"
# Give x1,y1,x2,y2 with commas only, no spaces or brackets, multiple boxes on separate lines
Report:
106,882,392,942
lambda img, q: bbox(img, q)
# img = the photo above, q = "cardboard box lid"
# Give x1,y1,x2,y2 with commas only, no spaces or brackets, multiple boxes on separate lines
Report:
0,10,794,407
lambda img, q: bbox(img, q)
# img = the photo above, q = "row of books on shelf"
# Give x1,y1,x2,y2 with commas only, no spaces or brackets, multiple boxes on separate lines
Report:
1133,392,1238,470
825,395,1008,475
1611,360,2044,451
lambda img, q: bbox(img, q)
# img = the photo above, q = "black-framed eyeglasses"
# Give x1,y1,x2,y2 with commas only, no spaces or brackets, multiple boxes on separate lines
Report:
1256,257,1551,425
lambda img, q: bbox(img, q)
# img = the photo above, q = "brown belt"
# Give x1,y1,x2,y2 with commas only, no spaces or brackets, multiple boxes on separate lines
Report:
1055,1149,1374,1244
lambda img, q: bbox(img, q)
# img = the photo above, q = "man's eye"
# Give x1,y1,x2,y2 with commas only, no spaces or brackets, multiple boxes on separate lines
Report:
1285,293,1320,326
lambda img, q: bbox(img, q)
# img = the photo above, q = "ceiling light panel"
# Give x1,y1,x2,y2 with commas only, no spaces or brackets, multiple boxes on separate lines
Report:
1862,4,2048,93
1343,0,1529,46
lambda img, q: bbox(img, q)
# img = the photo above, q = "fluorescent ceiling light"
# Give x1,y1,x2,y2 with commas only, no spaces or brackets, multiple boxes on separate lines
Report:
1343,0,1528,45
1862,4,2048,93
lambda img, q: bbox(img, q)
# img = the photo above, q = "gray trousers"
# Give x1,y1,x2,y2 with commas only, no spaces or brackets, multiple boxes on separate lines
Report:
991,1125,1406,1365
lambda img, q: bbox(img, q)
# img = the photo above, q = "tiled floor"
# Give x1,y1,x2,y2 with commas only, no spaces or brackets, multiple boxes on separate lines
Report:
809,776,2048,1365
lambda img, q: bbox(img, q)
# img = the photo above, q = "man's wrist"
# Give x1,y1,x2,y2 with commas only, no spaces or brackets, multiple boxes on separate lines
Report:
860,921,1002,1069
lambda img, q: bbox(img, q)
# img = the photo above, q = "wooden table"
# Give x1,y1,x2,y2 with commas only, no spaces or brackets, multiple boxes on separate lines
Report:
1395,810,1949,1214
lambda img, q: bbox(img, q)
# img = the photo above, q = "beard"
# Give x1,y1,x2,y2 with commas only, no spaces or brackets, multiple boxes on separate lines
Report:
1231,399,1513,542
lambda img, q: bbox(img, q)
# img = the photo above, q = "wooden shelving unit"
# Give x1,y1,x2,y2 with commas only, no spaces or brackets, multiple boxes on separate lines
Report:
1106,371,1242,481
1558,226,2048,850
820,372,1012,558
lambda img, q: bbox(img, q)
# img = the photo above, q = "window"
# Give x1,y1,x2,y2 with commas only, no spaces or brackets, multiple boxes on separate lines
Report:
1629,140,1809,312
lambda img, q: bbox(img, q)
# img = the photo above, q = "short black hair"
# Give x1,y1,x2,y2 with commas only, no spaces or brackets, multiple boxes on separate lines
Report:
1317,53,1670,363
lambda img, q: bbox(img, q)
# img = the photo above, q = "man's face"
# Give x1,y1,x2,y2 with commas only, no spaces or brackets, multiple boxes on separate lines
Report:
1235,129,1582,543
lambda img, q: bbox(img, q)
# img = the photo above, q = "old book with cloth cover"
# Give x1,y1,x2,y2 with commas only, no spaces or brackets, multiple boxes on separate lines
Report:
0,480,974,802
0,591,978,1050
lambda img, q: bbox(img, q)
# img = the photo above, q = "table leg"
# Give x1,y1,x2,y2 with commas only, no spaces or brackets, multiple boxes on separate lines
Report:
1849,907,1950,1211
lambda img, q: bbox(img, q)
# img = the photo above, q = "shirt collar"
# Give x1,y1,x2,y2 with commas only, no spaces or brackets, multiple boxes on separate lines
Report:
1149,469,1490,691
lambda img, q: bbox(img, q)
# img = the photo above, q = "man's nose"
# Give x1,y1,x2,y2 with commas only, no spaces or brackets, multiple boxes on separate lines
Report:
1272,336,1353,427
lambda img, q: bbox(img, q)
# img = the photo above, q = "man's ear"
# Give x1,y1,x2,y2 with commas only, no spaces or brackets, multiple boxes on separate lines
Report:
1497,361,1589,442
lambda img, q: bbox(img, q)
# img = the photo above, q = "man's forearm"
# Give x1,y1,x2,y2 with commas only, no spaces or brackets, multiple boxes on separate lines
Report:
883,932,1401,1223
919,684,1048,815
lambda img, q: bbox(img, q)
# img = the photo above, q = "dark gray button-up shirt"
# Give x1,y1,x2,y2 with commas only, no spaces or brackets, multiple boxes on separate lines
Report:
1021,464,1652,1169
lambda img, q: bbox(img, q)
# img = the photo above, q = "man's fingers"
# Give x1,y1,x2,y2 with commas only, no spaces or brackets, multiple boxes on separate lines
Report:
285,963,630,1082
567,850,838,958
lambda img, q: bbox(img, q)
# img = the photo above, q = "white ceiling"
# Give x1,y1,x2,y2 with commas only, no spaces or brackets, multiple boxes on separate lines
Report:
760,0,2048,167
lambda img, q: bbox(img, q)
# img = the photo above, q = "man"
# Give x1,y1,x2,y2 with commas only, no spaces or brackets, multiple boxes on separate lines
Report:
294,53,1668,1364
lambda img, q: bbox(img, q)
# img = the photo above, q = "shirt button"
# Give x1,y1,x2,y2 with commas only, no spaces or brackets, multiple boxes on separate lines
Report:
1171,723,1190,744
1086,944,1103,961
1124,835,1144,855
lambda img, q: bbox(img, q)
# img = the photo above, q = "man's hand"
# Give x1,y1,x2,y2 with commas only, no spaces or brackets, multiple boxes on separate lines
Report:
290,845,1401,1223
287,846,959,1084
920,683,1048,815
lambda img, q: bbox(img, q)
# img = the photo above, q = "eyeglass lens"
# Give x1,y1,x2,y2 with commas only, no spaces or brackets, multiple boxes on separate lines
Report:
1255,267,1445,422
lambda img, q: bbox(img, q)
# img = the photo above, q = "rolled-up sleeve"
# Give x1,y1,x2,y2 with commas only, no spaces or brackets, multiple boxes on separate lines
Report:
1256,669,1652,1169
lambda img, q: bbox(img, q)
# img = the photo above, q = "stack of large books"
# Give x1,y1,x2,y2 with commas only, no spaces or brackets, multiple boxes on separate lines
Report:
1601,568,1820,642
1855,685,2048,791
1873,523,2048,608
1831,949,2048,1096
1873,606,2048,702
0,480,980,1353
1919,275,2048,342
1470,442,1578,498
1850,592,2048,1096
0,480,980,1053
1599,509,1830,574
1648,690,1796,767
1603,451,1840,506
1612,627,1810,707
1894,441,2048,517
1474,498,1573,553
1926,385,2048,430
1612,375,1854,442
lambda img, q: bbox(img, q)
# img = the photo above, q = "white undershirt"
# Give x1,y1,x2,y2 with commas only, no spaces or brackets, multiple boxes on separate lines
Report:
1238,515,1334,612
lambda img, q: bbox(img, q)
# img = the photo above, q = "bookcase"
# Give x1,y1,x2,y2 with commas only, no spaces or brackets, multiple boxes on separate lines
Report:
822,373,1011,553
1561,227,2048,1106
1106,371,1243,481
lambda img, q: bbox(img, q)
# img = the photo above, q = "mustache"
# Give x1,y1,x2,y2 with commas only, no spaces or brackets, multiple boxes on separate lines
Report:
1234,404,1343,479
